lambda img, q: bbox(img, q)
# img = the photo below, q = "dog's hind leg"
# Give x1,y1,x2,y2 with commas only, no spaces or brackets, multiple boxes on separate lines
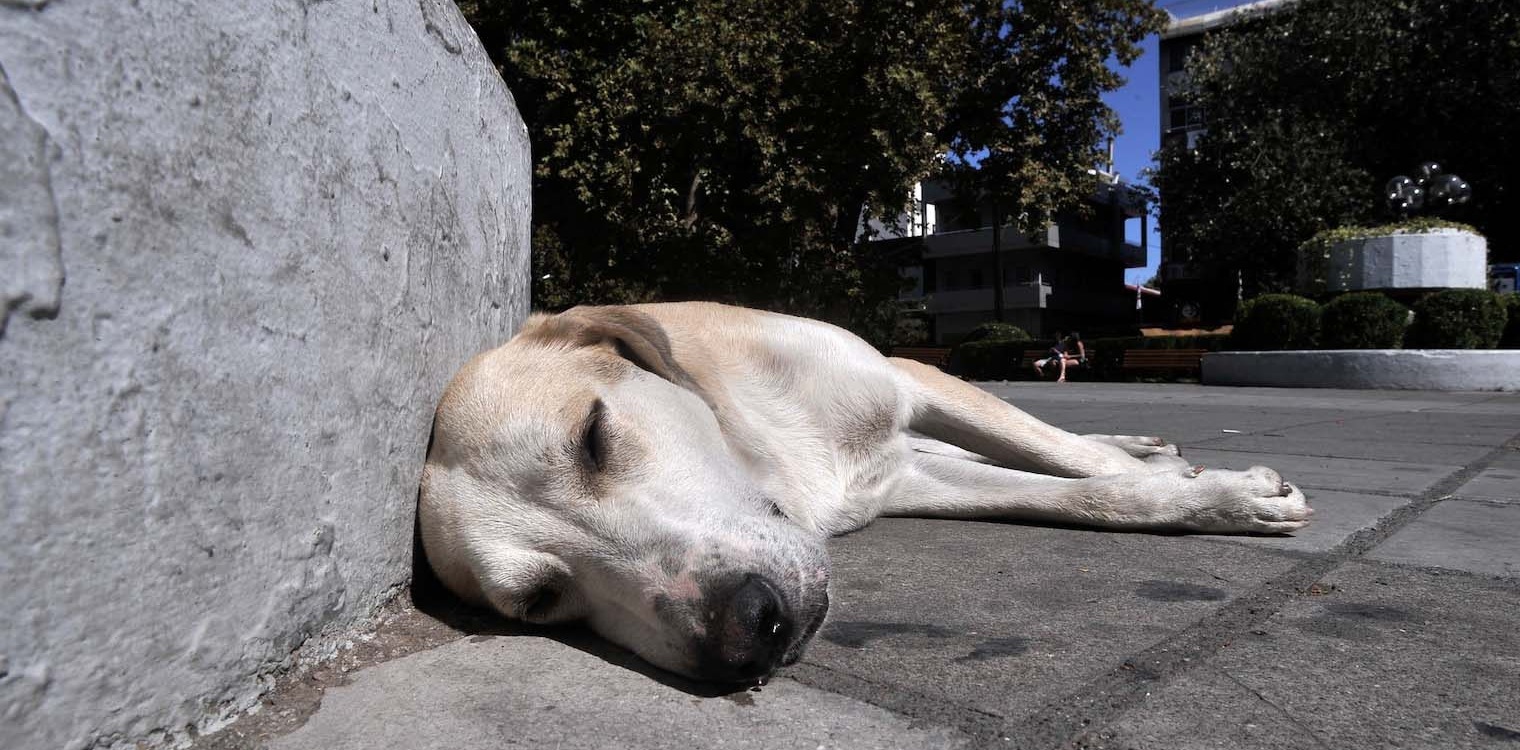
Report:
890,358,1146,478
885,450,1311,534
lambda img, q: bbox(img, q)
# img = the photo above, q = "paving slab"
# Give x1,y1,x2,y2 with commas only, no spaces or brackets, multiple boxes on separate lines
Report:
1181,447,1456,497
801,519,1300,721
1195,489,1413,555
1452,467,1520,503
1367,500,1520,578
1259,411,1520,447
1490,449,1520,470
1182,432,1496,465
1042,409,1354,448
269,634,971,750
1079,561,1520,750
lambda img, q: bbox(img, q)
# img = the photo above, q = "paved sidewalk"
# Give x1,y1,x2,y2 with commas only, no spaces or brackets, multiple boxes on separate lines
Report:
200,385,1520,750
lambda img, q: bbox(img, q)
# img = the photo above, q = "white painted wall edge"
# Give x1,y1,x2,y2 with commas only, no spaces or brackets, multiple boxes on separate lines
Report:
1203,350,1520,391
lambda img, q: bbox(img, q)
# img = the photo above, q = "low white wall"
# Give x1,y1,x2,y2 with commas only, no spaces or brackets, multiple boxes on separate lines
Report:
1203,350,1520,391
0,2,529,748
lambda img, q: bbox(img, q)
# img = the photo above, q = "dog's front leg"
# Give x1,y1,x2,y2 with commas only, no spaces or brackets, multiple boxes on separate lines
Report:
892,358,1146,477
884,450,1311,534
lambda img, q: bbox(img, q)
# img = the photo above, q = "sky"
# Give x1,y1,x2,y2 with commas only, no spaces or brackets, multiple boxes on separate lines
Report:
1105,0,1260,286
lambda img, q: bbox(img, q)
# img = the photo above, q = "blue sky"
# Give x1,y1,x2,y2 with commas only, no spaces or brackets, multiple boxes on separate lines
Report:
1106,0,1258,285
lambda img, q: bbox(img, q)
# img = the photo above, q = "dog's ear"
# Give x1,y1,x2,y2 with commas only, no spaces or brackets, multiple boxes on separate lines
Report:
523,306,689,385
476,546,589,625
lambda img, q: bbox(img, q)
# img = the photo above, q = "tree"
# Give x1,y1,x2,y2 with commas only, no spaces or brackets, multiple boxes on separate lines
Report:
1152,0,1520,296
462,0,1163,345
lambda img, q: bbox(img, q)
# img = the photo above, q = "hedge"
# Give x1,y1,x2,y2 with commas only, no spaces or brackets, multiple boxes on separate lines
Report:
952,338,1053,380
1502,294,1520,349
1406,289,1507,349
958,321,1032,344
1320,292,1410,349
1229,294,1320,351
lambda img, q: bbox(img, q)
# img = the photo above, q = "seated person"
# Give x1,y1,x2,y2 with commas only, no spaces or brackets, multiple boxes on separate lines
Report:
1032,331,1086,382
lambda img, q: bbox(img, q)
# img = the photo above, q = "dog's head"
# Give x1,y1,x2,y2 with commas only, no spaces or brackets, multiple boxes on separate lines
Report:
419,306,831,682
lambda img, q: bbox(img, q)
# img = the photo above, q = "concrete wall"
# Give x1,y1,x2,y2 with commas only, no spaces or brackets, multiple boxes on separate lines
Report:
1204,351,1520,390
0,2,529,748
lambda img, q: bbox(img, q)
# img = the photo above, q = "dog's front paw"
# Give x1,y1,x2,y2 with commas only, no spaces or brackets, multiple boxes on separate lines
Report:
1084,434,1184,463
1180,465,1313,534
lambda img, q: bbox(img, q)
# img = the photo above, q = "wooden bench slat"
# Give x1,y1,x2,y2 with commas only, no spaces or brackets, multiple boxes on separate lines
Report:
890,347,952,367
1121,348,1207,370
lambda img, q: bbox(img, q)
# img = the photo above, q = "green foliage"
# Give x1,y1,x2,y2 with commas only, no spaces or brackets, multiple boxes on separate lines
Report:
959,321,1032,344
1229,294,1321,351
940,2,1165,234
890,315,930,348
1501,295,1520,349
951,339,1029,380
1152,0,1520,294
1320,292,1410,349
461,0,1162,346
1406,290,1507,349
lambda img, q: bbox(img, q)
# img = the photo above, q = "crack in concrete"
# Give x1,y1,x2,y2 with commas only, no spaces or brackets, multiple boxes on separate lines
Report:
417,0,462,54
1212,665,1336,750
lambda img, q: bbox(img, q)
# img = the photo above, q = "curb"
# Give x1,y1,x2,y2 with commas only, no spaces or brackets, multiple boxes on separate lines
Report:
1203,349,1520,390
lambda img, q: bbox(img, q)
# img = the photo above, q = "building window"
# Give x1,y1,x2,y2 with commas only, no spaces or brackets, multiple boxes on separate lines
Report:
968,269,984,289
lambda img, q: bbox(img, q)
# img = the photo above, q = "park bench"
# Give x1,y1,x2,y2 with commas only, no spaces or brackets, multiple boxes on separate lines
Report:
1120,348,1208,374
890,346,952,368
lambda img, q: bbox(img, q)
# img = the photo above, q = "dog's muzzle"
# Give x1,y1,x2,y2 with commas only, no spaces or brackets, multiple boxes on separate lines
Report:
696,573,827,682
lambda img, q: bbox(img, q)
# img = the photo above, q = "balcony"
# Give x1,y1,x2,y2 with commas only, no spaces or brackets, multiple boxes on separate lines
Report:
919,226,1055,259
1050,226,1147,268
919,283,1052,314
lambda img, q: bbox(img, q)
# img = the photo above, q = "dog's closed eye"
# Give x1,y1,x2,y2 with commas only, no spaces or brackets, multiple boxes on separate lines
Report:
519,587,561,621
582,399,607,473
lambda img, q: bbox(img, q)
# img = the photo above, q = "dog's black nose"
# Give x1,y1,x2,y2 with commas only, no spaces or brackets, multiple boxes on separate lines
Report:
701,574,793,682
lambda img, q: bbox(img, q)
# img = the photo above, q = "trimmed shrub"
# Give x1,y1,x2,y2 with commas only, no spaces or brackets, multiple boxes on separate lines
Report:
952,340,1014,379
891,315,930,347
1501,294,1520,349
959,321,1032,344
1320,292,1409,349
948,322,1032,378
1406,289,1507,349
1229,294,1321,351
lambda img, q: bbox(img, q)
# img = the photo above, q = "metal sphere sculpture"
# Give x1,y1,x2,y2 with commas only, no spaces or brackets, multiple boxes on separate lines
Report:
1385,161,1471,217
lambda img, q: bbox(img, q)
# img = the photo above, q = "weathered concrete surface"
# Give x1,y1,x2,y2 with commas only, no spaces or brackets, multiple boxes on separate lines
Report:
269,636,972,750
198,385,1520,750
0,2,529,748
1083,562,1520,749
1204,350,1520,391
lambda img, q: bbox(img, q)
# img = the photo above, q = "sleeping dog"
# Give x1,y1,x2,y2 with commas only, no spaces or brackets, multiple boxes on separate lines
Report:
419,303,1311,683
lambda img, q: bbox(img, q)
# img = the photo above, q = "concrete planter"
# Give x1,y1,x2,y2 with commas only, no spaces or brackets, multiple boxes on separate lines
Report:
1297,229,1488,294
1203,350,1520,391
